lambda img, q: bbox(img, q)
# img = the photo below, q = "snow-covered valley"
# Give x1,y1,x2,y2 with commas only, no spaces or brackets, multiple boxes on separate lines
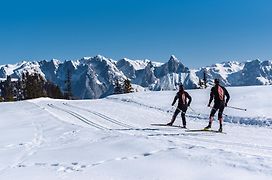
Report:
0,85,272,180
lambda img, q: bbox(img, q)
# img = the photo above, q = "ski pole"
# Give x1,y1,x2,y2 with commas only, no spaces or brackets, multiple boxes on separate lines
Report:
176,106,183,113
172,106,185,113
227,106,247,111
174,106,201,117
209,107,228,117
189,106,201,116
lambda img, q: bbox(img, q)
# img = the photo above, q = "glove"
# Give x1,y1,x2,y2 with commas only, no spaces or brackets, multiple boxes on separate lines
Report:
171,103,174,106
207,104,211,107
187,103,190,107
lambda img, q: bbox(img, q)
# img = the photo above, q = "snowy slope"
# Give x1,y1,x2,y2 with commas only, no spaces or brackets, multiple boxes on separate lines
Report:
196,61,245,86
0,85,272,180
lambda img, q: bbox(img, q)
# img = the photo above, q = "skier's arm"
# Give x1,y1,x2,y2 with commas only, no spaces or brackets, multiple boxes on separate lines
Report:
224,88,230,105
187,92,192,106
172,94,178,106
208,87,214,106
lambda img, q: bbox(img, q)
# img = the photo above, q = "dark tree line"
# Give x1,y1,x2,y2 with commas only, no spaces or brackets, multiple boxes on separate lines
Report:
0,73,65,102
0,72,132,102
0,76,14,102
114,79,134,94
64,69,73,100
198,70,207,89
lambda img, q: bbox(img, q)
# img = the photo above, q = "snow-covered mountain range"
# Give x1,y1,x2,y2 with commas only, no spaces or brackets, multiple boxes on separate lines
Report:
0,55,272,99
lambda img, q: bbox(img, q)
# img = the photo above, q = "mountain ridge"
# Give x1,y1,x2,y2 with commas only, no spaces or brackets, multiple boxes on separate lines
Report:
1,55,271,99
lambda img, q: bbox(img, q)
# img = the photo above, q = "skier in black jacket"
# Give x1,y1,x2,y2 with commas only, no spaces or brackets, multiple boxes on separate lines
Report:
205,78,230,132
167,84,192,128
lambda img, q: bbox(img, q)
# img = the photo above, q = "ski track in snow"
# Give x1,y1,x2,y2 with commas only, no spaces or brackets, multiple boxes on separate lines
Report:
62,103,135,129
47,104,108,130
106,96,272,127
1,88,272,179
102,98,272,159
5,100,270,177
47,103,160,132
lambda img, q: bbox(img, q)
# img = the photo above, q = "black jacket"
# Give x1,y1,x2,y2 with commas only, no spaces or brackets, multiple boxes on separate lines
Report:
172,90,192,107
209,85,230,105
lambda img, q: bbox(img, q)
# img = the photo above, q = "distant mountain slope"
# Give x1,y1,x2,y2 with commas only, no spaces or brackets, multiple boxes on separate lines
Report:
0,55,271,99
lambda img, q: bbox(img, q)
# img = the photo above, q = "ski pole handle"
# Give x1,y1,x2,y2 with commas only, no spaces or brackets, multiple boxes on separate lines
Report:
227,106,247,111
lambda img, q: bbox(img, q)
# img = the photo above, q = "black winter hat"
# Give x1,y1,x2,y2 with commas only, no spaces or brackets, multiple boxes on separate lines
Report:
179,84,184,89
214,78,220,84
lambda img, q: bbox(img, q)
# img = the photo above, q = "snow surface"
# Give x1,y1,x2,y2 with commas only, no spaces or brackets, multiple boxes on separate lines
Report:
0,86,272,180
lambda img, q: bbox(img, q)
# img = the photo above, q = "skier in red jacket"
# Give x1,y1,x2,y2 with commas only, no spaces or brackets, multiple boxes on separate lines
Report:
167,84,192,128
205,78,230,132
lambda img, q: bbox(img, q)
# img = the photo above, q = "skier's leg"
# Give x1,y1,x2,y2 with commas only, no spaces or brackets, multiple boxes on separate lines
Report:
167,109,180,125
218,105,225,132
218,118,223,132
206,106,217,129
181,106,187,128
205,116,213,129
181,112,186,128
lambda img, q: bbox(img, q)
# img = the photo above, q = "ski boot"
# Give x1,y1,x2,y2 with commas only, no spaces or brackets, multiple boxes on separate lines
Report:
166,122,173,126
204,123,211,130
218,125,223,132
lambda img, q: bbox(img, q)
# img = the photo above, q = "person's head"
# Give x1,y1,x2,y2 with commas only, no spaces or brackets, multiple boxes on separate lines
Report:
214,78,220,85
179,84,184,91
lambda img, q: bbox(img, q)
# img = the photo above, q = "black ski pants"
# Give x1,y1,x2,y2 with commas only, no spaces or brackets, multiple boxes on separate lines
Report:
172,106,188,126
210,102,225,119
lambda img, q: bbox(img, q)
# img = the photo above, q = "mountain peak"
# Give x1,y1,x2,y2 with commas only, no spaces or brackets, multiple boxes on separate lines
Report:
169,55,178,62
94,54,108,61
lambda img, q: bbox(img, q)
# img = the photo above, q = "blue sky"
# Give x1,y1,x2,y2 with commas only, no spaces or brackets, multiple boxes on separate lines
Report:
0,0,272,68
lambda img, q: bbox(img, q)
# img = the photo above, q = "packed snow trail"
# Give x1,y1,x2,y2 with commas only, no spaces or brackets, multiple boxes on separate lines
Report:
47,103,108,130
0,86,272,180
63,103,135,129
